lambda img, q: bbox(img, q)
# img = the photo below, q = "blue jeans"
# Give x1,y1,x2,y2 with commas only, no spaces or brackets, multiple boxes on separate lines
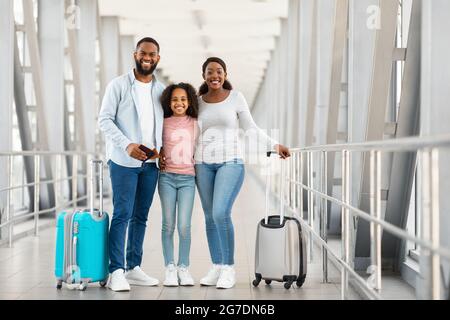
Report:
195,159,245,266
108,160,159,273
158,172,196,267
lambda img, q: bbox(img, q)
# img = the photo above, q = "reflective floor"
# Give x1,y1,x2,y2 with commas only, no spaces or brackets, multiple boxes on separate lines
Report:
0,167,414,300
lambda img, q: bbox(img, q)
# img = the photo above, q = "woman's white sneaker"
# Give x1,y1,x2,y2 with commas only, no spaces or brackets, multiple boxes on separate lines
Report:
200,264,222,286
216,265,236,289
107,269,130,292
178,266,195,286
163,264,179,287
125,266,159,286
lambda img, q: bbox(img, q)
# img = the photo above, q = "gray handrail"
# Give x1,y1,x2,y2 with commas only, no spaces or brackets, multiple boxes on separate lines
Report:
265,133,450,299
290,133,450,152
0,151,110,248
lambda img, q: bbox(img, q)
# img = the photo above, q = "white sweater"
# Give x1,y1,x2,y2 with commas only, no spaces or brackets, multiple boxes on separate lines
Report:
194,90,278,164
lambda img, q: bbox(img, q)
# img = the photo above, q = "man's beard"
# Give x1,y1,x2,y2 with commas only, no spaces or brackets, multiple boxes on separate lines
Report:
135,59,157,76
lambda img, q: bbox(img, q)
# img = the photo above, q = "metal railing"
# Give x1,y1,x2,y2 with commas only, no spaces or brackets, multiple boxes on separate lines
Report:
0,151,110,248
265,133,450,300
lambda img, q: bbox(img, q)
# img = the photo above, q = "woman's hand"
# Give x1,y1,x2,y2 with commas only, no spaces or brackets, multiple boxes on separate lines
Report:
275,144,291,159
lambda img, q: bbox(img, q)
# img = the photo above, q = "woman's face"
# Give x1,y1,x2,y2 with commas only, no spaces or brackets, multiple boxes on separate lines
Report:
203,62,227,91
170,88,189,117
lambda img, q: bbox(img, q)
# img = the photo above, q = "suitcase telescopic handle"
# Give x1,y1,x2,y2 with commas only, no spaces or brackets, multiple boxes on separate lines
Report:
265,151,285,225
90,159,104,217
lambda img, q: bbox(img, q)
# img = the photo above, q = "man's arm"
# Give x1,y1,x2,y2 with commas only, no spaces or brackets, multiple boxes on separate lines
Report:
98,81,147,161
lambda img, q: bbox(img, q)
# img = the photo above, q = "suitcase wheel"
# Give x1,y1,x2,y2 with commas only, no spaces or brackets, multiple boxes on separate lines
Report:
99,280,107,288
56,280,63,290
296,276,306,288
252,274,262,287
284,281,293,289
78,283,88,291
265,280,272,285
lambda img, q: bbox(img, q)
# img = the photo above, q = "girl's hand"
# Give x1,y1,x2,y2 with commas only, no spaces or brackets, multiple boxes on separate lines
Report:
275,144,291,159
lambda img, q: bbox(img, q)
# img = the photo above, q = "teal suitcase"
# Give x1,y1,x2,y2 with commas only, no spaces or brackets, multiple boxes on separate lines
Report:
54,160,109,290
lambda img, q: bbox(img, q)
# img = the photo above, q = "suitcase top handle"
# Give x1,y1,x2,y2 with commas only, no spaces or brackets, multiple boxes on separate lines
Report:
265,151,285,226
90,159,104,218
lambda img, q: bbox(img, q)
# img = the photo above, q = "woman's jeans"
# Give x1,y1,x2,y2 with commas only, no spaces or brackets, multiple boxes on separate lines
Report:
158,172,196,267
108,160,159,273
195,159,245,266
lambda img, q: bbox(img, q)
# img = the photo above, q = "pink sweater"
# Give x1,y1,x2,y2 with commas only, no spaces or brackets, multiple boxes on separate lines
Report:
162,116,197,176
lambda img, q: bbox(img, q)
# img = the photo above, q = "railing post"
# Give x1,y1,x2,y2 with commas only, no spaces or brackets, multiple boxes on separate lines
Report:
7,155,13,248
55,154,63,216
420,148,441,300
72,154,78,208
321,151,328,283
341,150,350,299
430,149,441,299
370,150,382,291
307,151,314,261
299,152,303,217
34,154,40,236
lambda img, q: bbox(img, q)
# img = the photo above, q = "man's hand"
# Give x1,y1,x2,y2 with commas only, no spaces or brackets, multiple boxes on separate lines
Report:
127,143,147,161
275,144,291,159
159,148,166,171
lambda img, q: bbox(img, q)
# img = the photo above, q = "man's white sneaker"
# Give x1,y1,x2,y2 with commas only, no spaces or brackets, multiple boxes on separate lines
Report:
107,269,130,292
200,264,222,286
178,266,195,286
163,264,179,287
216,265,236,289
125,266,159,286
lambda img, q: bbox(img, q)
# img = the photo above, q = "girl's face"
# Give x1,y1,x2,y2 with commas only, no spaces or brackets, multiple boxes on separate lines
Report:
203,62,227,91
170,88,189,117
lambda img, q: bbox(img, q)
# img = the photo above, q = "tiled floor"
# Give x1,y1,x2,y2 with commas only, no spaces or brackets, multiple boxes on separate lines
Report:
0,166,415,300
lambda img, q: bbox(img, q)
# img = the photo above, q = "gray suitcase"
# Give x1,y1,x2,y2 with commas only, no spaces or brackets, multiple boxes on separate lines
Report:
252,152,307,289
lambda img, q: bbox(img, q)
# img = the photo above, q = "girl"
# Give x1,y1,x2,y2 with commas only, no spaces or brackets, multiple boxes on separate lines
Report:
158,83,199,286
194,57,290,289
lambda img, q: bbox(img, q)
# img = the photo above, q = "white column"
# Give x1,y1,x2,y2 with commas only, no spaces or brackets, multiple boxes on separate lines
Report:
420,0,450,300
0,0,14,241
78,0,98,152
100,16,121,93
316,0,335,146
348,0,377,207
38,0,65,152
120,35,135,75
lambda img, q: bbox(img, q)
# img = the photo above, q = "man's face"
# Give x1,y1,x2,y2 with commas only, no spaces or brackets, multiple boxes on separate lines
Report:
134,42,160,76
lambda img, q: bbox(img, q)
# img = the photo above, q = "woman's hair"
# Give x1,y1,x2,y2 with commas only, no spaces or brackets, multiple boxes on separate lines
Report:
198,57,233,96
160,82,199,118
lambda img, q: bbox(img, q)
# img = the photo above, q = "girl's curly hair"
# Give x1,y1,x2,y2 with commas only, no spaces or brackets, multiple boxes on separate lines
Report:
160,82,199,118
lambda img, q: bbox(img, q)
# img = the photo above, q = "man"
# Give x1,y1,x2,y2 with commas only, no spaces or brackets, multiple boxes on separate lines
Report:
98,37,165,292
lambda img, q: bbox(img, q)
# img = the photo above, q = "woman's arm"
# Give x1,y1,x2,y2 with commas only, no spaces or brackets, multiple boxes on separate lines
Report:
236,92,290,158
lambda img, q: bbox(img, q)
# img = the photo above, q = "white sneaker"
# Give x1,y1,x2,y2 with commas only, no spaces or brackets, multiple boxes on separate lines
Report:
216,265,236,289
200,264,222,286
107,269,130,292
125,266,159,286
178,266,195,286
163,264,179,287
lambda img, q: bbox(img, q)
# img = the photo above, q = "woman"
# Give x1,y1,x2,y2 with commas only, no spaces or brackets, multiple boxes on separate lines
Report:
195,57,290,289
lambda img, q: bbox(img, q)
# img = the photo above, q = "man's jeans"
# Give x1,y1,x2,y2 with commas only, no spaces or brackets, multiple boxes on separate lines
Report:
108,160,159,273
195,159,245,266
158,172,196,268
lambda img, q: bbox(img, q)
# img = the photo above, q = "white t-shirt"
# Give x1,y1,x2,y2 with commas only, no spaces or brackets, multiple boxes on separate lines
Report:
194,90,278,163
135,80,155,162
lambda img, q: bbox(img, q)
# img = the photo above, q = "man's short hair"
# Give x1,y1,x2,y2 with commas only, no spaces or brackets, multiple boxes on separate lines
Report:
136,37,160,53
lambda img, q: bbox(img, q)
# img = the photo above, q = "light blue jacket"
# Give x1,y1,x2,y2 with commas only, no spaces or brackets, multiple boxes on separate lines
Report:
98,70,165,168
